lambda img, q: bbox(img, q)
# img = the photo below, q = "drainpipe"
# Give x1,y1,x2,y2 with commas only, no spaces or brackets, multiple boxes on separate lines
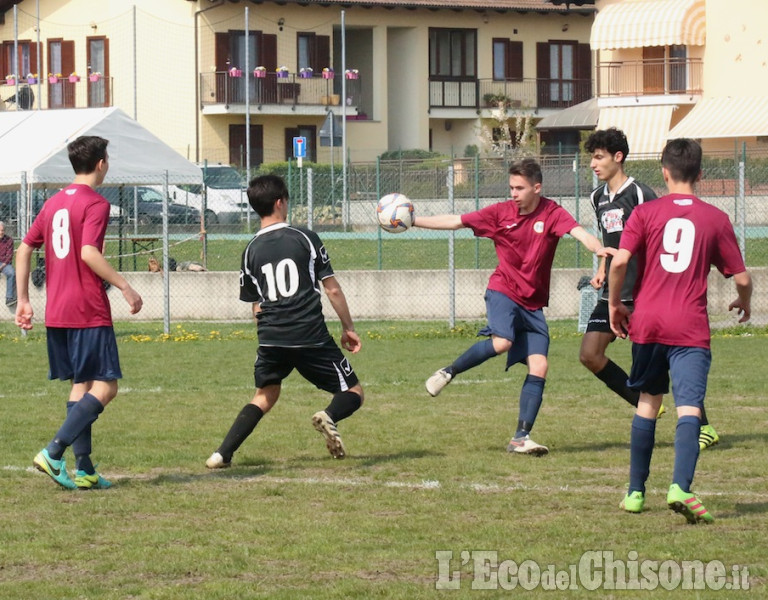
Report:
194,0,226,163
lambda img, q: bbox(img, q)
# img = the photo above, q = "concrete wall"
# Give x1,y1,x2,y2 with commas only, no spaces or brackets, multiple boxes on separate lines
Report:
5,267,762,325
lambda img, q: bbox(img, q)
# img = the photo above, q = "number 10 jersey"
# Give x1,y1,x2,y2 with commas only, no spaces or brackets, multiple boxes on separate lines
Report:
240,222,335,347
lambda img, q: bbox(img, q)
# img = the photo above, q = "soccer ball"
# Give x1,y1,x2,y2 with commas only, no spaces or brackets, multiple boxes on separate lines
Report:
376,193,414,234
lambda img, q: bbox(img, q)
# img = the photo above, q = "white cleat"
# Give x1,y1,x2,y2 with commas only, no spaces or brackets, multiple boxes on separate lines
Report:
205,451,231,469
312,411,346,459
426,368,452,397
506,435,549,456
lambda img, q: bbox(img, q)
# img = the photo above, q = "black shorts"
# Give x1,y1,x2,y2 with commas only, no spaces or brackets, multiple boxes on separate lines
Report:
254,339,359,393
47,326,122,383
585,300,634,334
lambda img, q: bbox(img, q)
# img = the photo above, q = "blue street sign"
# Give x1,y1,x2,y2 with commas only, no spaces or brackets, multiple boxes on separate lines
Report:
293,136,307,158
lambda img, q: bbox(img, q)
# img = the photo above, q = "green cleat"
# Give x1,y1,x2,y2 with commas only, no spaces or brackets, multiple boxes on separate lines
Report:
667,483,714,524
699,424,720,451
620,490,645,513
74,470,112,490
33,449,76,490
656,404,666,419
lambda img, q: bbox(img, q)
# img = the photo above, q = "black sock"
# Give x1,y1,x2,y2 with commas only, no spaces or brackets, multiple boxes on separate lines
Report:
218,404,264,461
324,391,362,423
700,406,709,426
595,360,639,407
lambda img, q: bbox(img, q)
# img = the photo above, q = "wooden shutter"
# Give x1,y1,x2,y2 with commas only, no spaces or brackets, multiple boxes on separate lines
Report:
508,40,523,81
314,35,330,71
536,42,550,106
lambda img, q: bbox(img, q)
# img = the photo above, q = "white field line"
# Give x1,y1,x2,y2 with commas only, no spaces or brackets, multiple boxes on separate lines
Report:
4,464,766,499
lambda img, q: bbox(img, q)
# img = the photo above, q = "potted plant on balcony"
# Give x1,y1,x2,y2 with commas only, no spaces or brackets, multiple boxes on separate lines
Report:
89,71,102,82
276,65,289,79
483,92,513,108
26,72,38,84
345,69,359,80
228,66,242,78
322,67,334,80
299,67,313,79
5,74,16,85
48,72,61,84
69,72,80,83
253,66,267,78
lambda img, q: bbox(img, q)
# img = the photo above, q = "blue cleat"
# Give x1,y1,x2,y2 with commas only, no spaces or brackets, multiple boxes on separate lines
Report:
74,469,112,490
33,449,76,490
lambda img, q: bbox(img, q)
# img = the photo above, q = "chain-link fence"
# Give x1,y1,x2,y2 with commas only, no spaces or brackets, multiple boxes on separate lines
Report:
1,150,765,328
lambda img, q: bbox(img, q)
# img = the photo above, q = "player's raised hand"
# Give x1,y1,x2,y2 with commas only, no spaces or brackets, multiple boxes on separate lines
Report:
15,300,34,330
341,329,361,353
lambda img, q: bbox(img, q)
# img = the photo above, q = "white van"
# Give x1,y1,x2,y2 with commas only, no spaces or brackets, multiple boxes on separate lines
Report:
169,164,247,224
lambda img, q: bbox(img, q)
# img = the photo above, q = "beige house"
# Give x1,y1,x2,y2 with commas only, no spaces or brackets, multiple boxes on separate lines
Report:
591,0,768,156
1,0,596,168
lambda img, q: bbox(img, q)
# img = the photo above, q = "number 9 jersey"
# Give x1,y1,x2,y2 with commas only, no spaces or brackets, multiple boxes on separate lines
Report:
619,193,746,348
240,222,335,347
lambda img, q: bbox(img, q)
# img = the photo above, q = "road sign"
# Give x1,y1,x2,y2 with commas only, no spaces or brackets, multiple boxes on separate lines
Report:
293,136,307,158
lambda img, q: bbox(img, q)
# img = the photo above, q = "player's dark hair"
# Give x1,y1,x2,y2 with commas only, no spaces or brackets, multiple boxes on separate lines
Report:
661,138,702,184
508,158,543,185
585,128,629,163
247,174,290,217
67,136,109,174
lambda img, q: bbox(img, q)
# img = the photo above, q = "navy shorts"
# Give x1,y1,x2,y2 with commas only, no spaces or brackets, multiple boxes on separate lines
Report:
627,343,711,408
47,326,122,383
254,339,359,393
478,289,550,369
586,300,634,334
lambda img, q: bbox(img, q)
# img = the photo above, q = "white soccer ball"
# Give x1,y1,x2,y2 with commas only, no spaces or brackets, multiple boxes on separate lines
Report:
376,193,414,234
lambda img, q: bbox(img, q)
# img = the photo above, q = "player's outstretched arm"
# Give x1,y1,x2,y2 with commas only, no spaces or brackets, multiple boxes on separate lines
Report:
322,276,361,353
729,271,753,323
413,214,464,231
608,249,632,338
81,245,143,314
568,226,615,258
14,242,34,330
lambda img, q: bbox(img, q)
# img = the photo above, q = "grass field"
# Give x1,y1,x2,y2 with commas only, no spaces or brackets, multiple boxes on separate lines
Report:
0,320,766,599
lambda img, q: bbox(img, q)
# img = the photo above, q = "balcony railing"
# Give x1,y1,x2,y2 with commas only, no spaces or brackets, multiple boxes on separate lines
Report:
430,78,592,110
200,71,363,111
596,58,703,97
1,76,113,111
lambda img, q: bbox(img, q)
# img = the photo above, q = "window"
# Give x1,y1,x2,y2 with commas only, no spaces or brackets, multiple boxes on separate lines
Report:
429,28,476,78
215,31,277,104
47,39,74,108
668,45,687,93
492,39,523,81
2,40,37,80
229,124,264,169
536,41,590,108
285,126,316,163
87,36,109,107
297,32,330,72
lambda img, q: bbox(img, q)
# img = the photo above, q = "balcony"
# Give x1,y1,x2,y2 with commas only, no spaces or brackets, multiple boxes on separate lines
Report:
429,78,592,111
1,76,113,111
199,71,365,117
596,58,703,98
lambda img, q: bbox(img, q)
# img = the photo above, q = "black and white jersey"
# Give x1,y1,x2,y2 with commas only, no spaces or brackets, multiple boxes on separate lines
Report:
240,223,335,347
591,176,657,302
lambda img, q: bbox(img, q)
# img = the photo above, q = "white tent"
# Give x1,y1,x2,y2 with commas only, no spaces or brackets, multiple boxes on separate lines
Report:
0,107,201,188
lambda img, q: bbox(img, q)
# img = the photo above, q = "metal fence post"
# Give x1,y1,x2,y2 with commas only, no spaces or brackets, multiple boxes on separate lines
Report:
307,167,314,230
448,164,455,328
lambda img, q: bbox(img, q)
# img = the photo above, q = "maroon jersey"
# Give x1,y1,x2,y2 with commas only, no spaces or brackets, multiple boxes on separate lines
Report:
24,184,112,328
461,197,578,310
620,193,746,349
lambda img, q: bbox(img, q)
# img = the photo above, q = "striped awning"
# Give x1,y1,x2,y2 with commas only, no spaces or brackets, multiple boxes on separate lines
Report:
591,0,706,50
668,97,768,139
597,105,675,157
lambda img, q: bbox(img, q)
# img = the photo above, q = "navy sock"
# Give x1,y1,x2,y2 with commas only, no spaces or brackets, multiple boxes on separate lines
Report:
46,393,103,460
628,414,656,494
673,415,701,493
514,375,545,438
325,391,362,423
450,338,498,375
218,404,264,461
595,360,639,406
67,401,94,474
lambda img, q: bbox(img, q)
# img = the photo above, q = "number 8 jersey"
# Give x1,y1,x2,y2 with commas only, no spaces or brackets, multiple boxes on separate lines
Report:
619,193,746,348
23,184,112,328
240,222,335,347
